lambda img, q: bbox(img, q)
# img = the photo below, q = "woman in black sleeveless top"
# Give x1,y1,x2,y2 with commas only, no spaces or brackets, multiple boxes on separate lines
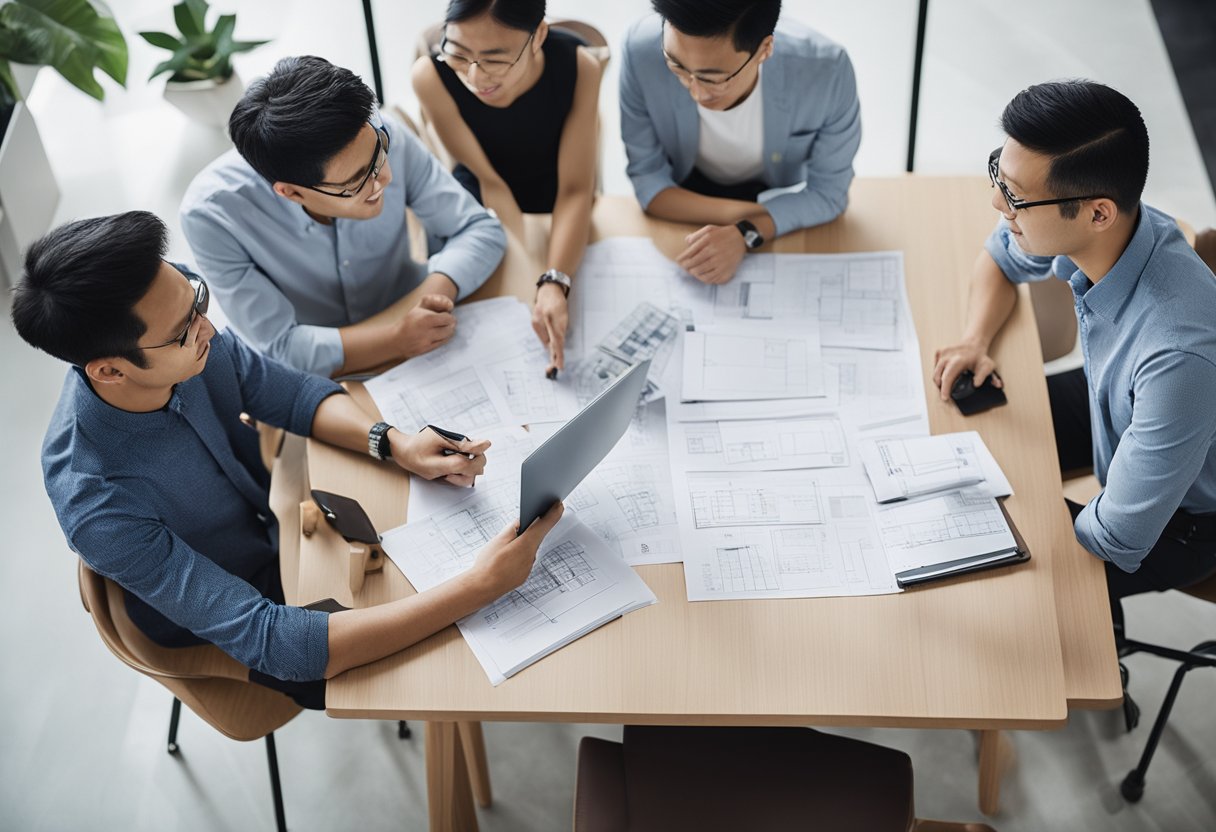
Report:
413,0,603,375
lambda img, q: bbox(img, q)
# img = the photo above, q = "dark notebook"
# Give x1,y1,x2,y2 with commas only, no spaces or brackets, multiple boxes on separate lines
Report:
894,499,1030,588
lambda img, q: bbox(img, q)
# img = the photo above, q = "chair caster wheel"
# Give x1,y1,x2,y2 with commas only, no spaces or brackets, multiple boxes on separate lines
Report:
1121,771,1144,803
398,721,412,740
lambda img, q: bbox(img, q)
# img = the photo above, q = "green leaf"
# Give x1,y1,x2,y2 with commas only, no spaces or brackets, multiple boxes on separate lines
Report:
138,31,183,52
173,0,202,38
0,0,129,95
0,59,19,104
228,39,268,55
148,50,191,81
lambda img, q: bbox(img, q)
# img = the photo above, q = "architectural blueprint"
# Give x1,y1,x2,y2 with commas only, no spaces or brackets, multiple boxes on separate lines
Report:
681,323,826,401
672,416,848,471
875,490,1018,574
859,431,1012,503
381,497,656,685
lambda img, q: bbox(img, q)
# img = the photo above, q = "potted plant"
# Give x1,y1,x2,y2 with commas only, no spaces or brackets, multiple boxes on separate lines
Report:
140,0,267,129
0,0,127,286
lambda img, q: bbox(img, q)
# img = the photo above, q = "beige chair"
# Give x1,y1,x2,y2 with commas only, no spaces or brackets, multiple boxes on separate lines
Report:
575,726,997,832
78,562,300,831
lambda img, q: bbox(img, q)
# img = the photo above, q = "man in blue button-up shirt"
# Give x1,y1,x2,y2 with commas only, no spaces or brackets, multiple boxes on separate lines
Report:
181,56,507,377
933,82,1216,637
14,212,562,696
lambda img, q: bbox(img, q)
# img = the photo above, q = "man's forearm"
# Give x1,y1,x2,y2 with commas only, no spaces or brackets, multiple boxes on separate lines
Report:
646,186,764,228
334,273,458,376
324,569,497,678
309,390,376,452
961,249,1019,349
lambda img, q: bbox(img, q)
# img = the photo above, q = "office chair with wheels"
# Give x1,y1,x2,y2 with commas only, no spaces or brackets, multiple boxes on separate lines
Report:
575,726,998,832
78,561,301,831
1117,573,1216,803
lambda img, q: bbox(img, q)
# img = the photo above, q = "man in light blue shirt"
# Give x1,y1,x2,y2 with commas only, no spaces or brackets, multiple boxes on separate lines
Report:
14,212,562,701
933,82,1216,641
620,1,860,284
181,56,506,377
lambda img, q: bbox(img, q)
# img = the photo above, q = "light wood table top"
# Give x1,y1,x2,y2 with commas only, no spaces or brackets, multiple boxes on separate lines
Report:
297,179,1120,731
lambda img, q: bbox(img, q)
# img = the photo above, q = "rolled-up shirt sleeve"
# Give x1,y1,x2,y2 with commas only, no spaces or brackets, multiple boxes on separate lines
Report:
225,330,343,434
181,207,346,375
1075,350,1216,570
984,219,1058,285
70,490,330,681
394,125,505,299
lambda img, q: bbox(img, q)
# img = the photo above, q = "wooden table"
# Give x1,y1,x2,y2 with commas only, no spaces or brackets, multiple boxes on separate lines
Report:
289,180,1121,829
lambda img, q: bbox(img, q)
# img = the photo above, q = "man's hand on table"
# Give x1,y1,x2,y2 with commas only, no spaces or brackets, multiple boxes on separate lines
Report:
677,224,748,285
389,427,490,486
395,294,457,359
473,501,565,596
932,338,1003,402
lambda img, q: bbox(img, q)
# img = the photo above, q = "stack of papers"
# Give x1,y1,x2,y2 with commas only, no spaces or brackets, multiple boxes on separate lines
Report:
381,495,655,686
858,432,1013,503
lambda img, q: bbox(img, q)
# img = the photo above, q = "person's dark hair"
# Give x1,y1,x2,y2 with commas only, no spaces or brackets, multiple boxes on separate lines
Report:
228,56,376,185
11,212,168,368
1001,80,1149,219
445,0,545,32
652,0,781,54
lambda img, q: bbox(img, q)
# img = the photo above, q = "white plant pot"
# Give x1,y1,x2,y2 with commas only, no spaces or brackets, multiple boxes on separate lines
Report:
163,71,245,130
0,99,60,288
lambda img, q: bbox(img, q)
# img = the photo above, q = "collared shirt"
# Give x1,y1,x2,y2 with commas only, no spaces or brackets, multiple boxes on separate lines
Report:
180,113,507,375
42,326,343,681
986,204,1216,572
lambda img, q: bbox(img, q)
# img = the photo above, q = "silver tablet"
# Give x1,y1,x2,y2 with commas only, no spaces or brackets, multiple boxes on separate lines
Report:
518,359,653,533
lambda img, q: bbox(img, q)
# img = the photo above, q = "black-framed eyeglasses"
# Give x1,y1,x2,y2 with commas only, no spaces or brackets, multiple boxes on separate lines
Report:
988,147,1105,213
140,275,210,350
438,29,534,78
661,21,759,90
307,122,391,199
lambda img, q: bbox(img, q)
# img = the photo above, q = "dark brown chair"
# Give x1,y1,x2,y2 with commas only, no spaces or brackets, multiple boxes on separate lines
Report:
574,726,997,832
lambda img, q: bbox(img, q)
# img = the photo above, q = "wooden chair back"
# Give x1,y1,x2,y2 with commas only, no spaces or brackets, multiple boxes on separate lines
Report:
78,561,301,741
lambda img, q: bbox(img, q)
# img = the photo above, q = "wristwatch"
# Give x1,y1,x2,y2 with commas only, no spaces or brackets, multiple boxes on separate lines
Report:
536,269,572,297
367,421,394,461
735,219,765,251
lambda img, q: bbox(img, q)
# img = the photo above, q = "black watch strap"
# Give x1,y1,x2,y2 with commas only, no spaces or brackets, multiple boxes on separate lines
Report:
735,219,765,251
368,421,393,460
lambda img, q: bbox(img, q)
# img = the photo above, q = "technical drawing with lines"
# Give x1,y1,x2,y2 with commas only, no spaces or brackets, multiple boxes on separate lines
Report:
681,324,825,401
686,473,823,528
876,490,1018,574
673,416,848,472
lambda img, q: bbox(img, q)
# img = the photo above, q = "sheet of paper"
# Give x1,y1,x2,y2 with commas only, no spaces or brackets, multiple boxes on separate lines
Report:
677,470,900,600
859,431,1013,503
681,324,825,401
381,495,656,685
876,490,1018,574
672,416,848,472
707,251,910,350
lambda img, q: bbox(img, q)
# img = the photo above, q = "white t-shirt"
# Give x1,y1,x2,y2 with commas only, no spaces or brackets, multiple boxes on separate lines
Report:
693,68,765,185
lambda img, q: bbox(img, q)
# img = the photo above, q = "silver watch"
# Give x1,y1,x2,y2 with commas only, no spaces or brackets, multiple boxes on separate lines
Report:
537,269,572,297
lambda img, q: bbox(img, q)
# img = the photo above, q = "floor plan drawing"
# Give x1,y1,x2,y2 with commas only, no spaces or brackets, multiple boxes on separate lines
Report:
369,365,514,435
673,416,848,472
681,324,825,401
686,474,824,529
876,490,1018,574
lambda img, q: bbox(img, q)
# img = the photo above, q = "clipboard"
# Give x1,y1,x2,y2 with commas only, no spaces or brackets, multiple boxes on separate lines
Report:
894,499,1031,588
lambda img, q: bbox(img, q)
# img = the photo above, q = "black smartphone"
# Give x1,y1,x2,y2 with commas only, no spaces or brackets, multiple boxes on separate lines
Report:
950,370,1008,416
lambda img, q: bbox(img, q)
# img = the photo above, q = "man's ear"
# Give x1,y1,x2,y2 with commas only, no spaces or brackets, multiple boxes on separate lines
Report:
84,357,129,387
755,34,776,65
273,182,307,205
1089,197,1119,233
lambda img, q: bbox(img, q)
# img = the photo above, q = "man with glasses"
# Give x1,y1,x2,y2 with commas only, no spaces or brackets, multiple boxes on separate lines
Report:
181,56,506,376
933,81,1216,645
619,0,861,284
14,212,563,704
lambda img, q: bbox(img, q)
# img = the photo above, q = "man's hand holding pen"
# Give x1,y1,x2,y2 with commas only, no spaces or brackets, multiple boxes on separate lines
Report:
389,424,490,486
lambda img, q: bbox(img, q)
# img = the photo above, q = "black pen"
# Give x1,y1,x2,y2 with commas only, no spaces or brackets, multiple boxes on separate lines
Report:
423,424,475,458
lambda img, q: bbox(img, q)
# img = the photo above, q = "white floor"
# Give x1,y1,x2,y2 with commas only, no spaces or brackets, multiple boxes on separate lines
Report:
2,1,1214,830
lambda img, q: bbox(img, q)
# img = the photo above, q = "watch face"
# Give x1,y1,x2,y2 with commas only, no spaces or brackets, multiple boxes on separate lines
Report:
744,231,761,248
